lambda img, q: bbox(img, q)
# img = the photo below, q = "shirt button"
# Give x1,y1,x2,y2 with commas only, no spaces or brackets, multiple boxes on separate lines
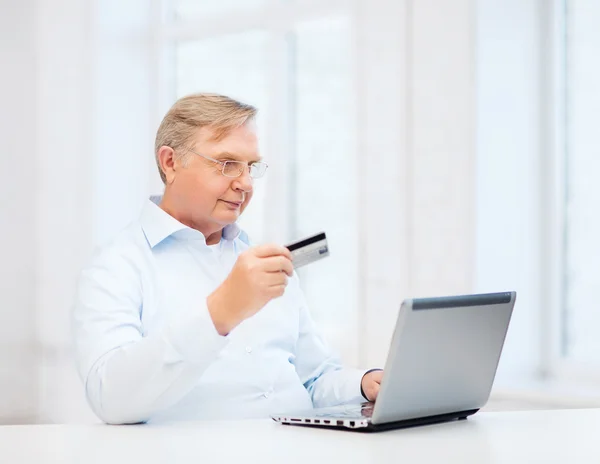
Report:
263,391,270,398
245,346,252,354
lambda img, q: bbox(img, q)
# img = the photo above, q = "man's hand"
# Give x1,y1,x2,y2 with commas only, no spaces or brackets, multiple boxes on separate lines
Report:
361,370,383,402
207,244,294,335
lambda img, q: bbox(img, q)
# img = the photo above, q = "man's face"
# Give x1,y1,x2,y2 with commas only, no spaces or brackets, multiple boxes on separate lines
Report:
167,123,260,231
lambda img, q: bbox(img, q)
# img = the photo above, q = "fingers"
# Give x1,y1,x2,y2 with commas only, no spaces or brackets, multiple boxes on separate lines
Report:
262,256,294,276
371,370,384,384
265,271,289,288
245,244,294,277
370,382,381,401
252,244,293,261
268,284,287,298
280,257,294,277
363,370,384,401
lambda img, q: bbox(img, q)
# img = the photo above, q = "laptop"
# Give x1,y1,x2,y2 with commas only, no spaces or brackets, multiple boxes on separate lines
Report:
272,291,516,432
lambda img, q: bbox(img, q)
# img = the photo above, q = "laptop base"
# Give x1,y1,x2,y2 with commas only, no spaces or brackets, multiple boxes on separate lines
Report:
278,409,480,433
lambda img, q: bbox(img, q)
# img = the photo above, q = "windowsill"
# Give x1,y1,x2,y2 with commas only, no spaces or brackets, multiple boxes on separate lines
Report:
485,377,600,412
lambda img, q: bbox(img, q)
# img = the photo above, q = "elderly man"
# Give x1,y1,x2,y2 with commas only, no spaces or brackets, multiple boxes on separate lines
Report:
73,93,382,424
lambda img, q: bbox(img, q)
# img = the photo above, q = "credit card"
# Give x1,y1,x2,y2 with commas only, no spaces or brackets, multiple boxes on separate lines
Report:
285,232,330,269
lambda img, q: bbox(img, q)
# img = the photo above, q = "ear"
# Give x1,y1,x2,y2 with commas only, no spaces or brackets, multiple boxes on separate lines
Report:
158,146,177,184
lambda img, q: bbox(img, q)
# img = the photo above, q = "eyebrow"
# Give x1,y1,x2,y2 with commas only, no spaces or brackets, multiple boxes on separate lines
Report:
215,152,262,163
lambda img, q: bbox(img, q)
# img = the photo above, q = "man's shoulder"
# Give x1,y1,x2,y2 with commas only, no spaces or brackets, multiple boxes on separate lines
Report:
76,222,148,304
85,222,149,272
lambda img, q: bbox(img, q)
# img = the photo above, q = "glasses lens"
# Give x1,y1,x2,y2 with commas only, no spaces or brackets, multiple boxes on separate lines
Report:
222,161,245,177
249,162,268,179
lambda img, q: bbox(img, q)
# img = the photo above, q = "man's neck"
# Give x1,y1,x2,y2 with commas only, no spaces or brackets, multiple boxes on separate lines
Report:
203,230,223,245
158,195,223,245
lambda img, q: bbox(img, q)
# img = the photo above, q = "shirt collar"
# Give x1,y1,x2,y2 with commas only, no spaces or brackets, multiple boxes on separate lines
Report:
140,195,248,248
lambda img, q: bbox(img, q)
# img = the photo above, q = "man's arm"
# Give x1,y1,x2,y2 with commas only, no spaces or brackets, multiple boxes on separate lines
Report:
290,278,370,408
73,249,227,425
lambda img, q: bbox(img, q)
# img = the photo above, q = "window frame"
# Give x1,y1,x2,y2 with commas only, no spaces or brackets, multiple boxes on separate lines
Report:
545,0,600,384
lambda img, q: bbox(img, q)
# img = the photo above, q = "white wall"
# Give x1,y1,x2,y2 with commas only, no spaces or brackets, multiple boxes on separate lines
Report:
360,0,475,367
33,0,98,424
0,0,39,424
35,0,157,423
1,0,157,424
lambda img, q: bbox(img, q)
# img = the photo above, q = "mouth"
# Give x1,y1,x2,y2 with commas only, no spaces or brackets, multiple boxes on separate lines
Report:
221,200,243,208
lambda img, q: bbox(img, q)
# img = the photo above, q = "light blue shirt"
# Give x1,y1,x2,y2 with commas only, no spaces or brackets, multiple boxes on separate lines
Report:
73,196,367,424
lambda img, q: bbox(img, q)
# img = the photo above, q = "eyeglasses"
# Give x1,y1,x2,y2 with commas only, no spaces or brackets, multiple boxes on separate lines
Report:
184,147,268,179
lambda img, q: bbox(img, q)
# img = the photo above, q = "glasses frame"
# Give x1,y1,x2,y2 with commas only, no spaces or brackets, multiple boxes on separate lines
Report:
184,147,268,179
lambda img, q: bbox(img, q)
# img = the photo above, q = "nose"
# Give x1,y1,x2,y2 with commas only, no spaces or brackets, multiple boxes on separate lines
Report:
232,167,253,192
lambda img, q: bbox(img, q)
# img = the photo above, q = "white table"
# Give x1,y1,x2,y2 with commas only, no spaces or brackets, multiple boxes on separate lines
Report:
0,409,598,463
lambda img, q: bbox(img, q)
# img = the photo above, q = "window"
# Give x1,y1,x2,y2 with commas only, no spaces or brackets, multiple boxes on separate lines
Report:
293,17,357,327
171,0,267,20
562,0,600,366
163,1,359,361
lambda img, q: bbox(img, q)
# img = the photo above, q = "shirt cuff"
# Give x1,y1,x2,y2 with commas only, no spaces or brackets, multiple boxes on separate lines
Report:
162,300,229,365
360,368,384,401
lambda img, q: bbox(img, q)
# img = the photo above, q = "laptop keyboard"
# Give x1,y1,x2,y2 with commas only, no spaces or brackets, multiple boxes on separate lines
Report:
313,402,374,419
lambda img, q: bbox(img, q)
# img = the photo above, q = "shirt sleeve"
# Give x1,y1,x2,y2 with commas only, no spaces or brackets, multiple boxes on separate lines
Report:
289,276,370,408
72,246,228,425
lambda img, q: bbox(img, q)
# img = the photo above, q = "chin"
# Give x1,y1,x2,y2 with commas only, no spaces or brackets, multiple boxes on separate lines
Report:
215,212,240,225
